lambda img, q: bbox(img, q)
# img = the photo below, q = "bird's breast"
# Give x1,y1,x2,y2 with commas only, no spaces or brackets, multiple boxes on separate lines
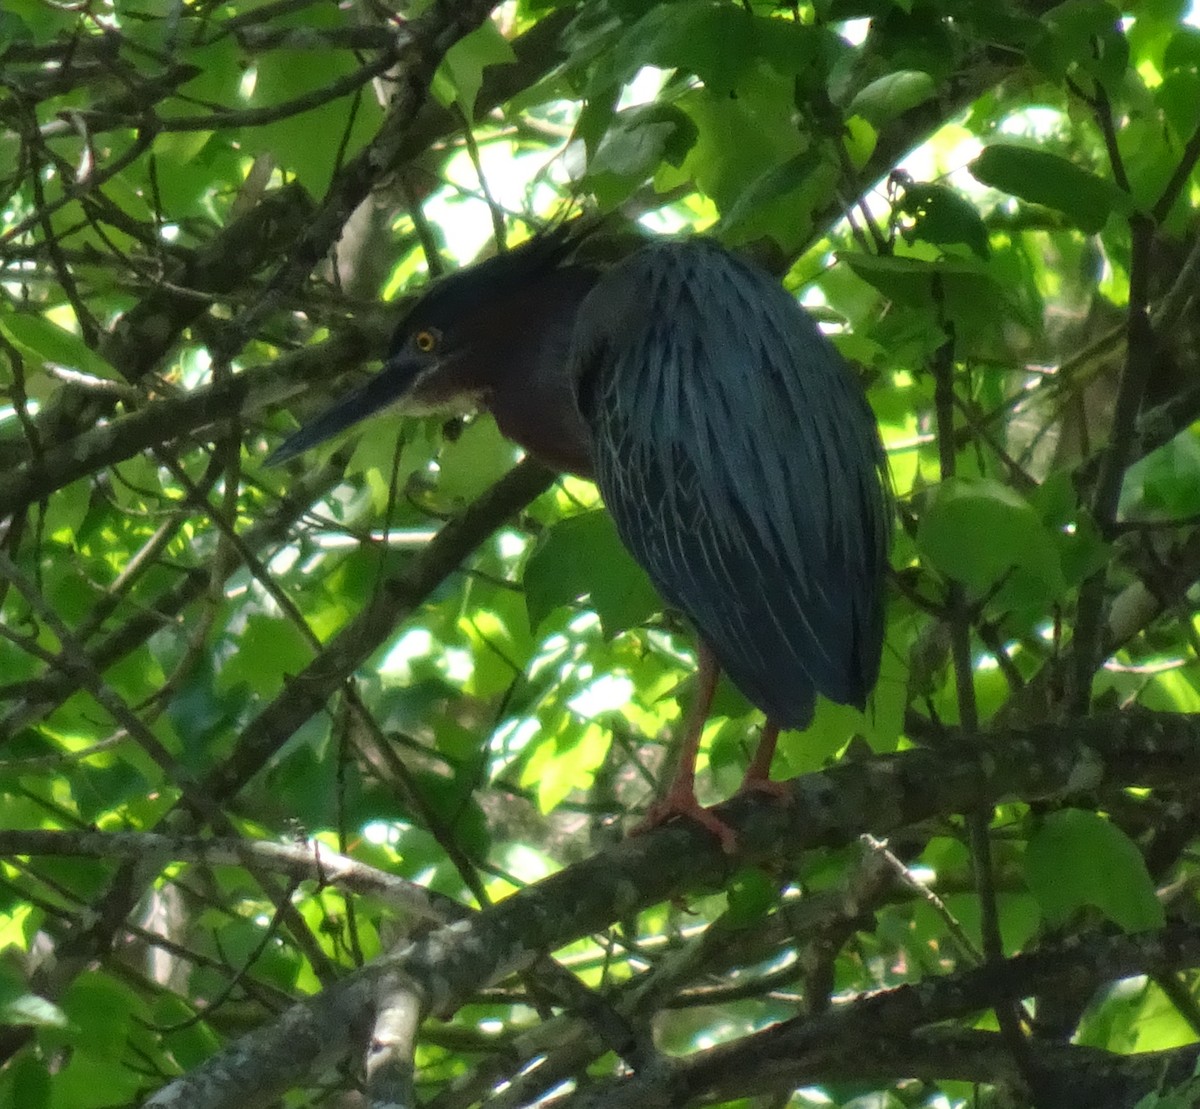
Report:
488,388,594,478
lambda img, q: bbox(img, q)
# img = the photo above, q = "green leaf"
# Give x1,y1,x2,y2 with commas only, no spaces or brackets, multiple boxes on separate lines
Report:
524,510,661,636
1133,1072,1200,1109
0,992,67,1029
841,252,994,306
153,995,221,1071
896,182,990,259
241,15,383,194
0,312,118,381
42,478,91,545
436,418,521,501
670,74,808,216
152,132,240,218
970,145,1125,234
1163,26,1200,72
264,745,339,828
724,867,777,927
1157,69,1200,144
916,478,1065,597
4,1055,50,1109
75,761,154,824
216,614,313,700
56,973,140,1057
719,149,836,248
849,71,936,127
50,1052,142,1109
592,2,823,95
587,104,699,208
415,770,490,856
1027,1,1127,91
1123,435,1200,520
0,963,66,1030
574,88,619,161
437,20,517,118
520,719,612,813
1029,472,1111,587
1025,810,1164,932
589,104,698,177
843,114,877,171
0,0,74,45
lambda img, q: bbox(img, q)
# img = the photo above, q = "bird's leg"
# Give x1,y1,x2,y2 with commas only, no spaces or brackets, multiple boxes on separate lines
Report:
737,719,791,799
632,643,738,852
741,720,780,786
656,642,719,808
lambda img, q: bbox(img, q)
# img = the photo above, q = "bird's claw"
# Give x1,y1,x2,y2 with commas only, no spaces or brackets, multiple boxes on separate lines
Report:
631,792,739,854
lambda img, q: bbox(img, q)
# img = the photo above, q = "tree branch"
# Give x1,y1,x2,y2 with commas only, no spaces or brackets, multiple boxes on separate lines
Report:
143,710,1200,1107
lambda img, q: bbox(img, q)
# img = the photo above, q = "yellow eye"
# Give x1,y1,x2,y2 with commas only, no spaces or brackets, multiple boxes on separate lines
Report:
414,329,437,353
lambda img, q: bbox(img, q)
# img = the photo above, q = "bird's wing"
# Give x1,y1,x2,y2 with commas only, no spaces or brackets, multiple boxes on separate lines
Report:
573,240,889,728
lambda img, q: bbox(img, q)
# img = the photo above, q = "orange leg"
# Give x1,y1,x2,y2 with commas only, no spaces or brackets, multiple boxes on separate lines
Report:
631,643,738,852
738,719,791,799
741,720,779,785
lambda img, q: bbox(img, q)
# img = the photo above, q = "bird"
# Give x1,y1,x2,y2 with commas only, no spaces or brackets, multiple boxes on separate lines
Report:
270,228,891,850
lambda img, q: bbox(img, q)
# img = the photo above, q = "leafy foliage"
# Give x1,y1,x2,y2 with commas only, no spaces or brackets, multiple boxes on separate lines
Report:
2,0,1200,1106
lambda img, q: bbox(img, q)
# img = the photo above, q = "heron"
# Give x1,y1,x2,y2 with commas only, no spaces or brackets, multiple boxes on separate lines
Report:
271,230,891,849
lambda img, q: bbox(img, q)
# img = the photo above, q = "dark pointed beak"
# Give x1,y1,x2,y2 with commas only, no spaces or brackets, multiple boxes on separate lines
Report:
267,355,422,465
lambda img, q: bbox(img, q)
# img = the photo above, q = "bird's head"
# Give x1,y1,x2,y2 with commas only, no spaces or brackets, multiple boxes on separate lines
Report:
268,230,585,465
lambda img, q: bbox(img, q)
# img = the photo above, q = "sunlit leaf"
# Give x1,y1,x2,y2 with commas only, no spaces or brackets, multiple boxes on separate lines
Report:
917,477,1064,597
436,418,521,501
240,12,383,194
0,313,118,381
437,20,517,117
216,614,313,700
850,71,936,126
1025,810,1164,932
0,962,66,1030
841,252,996,306
521,720,611,813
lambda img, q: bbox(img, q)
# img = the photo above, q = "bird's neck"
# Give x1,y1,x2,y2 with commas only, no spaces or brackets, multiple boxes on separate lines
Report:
481,266,598,478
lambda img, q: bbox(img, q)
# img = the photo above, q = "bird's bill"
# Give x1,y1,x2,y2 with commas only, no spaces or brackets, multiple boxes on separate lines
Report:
266,357,422,465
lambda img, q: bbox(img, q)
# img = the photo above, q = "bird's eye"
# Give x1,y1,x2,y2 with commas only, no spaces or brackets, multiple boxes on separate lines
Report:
414,329,438,353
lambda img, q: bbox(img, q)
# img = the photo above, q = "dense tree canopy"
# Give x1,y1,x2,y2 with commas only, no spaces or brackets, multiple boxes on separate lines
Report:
3,0,1200,1106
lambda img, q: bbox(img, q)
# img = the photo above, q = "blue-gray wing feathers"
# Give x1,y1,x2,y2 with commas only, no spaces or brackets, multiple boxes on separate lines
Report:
572,240,889,729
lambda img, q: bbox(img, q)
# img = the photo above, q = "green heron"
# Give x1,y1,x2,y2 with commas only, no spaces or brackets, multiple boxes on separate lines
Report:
271,231,891,849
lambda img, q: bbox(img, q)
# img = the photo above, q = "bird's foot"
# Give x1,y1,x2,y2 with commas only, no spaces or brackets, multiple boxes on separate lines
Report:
736,774,792,803
632,789,738,854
